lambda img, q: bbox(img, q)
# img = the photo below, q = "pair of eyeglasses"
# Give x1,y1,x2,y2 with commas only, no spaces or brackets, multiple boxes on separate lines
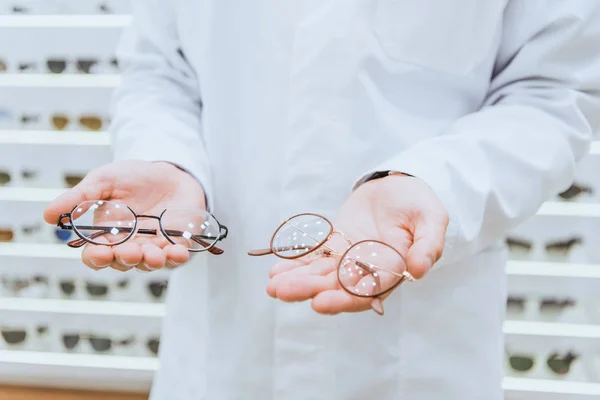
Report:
0,228,14,242
558,183,593,201
0,59,6,72
62,333,134,353
0,171,10,186
1,276,49,297
507,350,578,375
1,326,49,346
52,113,104,131
56,200,229,254
248,213,414,315
506,236,583,255
147,280,168,300
47,58,101,74
59,278,129,298
507,296,575,314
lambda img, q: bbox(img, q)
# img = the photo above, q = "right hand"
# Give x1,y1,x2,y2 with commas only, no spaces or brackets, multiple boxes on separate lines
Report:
43,160,206,271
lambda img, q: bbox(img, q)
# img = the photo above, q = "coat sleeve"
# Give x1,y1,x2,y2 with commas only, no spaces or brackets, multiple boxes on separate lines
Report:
355,0,600,268
108,0,213,208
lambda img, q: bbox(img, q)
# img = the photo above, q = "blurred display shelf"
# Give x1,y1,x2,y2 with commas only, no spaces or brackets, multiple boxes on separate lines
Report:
0,74,120,88
504,321,600,340
0,243,76,259
0,15,131,28
0,350,155,392
503,377,600,399
506,261,600,279
0,130,110,146
538,202,600,217
0,297,165,318
592,141,600,155
0,187,65,203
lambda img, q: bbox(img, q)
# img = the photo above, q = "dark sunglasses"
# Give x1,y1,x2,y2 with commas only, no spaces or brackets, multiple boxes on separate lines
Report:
507,296,575,313
59,279,129,298
147,280,168,300
62,333,134,353
147,337,160,356
508,351,578,375
47,58,99,74
1,326,49,345
506,236,583,254
0,171,10,186
558,183,593,201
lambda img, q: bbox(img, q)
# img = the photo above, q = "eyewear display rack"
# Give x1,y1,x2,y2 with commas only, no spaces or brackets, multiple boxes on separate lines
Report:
0,4,599,399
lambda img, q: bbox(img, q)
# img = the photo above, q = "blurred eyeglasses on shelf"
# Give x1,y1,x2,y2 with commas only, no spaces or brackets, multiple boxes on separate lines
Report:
0,59,6,72
52,113,105,131
248,213,414,315
1,276,49,298
506,296,575,314
0,228,14,242
558,183,594,201
1,325,49,347
506,236,583,256
59,278,129,299
56,200,229,254
62,333,134,353
507,350,579,376
147,280,168,301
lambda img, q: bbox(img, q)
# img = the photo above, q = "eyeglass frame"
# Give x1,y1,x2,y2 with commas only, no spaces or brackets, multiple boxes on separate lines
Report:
57,202,228,255
248,212,415,299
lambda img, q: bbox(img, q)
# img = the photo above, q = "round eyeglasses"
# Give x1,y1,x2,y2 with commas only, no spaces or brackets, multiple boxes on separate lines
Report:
57,200,228,254
248,213,414,314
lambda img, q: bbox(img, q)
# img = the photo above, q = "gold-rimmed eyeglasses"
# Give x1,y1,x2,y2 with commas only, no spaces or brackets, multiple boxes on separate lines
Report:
248,213,414,316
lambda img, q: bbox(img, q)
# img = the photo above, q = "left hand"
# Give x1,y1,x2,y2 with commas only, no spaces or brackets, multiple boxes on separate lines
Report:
266,174,449,315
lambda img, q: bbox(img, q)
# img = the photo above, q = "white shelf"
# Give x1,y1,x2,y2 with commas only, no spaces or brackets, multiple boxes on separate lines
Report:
0,74,121,88
0,130,110,146
503,377,600,398
503,321,600,340
0,297,165,318
506,261,600,279
538,202,600,218
0,15,131,28
0,243,76,259
0,350,155,392
0,187,65,203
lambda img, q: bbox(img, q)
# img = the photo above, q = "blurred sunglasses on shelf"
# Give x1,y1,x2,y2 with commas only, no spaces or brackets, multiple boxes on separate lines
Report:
20,114,40,126
506,236,583,255
147,337,160,356
248,213,414,316
98,3,113,14
51,113,104,131
507,296,575,313
46,58,100,74
64,174,85,188
507,350,578,375
558,183,593,201
147,280,168,300
1,276,49,298
59,278,129,298
0,325,49,346
56,200,228,254
0,59,7,72
0,171,10,186
0,228,14,242
11,5,30,13
54,227,73,243
62,333,134,353
17,62,37,72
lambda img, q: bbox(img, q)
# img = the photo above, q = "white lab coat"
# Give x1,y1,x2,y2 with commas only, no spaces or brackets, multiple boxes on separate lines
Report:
109,0,600,399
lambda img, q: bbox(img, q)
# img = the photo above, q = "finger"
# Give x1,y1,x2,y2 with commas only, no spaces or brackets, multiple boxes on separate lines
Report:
268,272,337,302
141,243,167,270
82,245,114,270
113,242,143,271
268,259,308,278
311,289,373,315
406,211,448,279
165,244,190,268
43,170,113,224
266,256,338,298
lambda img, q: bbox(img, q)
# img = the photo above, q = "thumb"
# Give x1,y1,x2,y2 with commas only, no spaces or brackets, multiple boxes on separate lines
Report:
405,210,448,279
43,170,114,225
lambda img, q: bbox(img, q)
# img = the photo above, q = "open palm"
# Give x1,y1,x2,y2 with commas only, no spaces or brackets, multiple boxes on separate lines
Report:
266,174,449,315
44,160,207,271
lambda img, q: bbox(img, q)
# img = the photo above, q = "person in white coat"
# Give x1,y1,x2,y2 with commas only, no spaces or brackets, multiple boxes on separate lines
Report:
44,0,600,399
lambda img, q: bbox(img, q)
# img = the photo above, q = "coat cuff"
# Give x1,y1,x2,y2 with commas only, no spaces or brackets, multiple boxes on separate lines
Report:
353,151,459,269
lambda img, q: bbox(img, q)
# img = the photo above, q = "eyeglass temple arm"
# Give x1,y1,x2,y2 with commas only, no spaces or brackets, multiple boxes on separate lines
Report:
248,244,322,257
63,224,224,255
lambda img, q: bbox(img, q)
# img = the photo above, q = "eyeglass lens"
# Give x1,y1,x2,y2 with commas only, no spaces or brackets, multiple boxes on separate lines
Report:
338,241,408,297
70,200,136,246
1,329,27,345
0,171,10,186
271,214,332,258
509,355,534,372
